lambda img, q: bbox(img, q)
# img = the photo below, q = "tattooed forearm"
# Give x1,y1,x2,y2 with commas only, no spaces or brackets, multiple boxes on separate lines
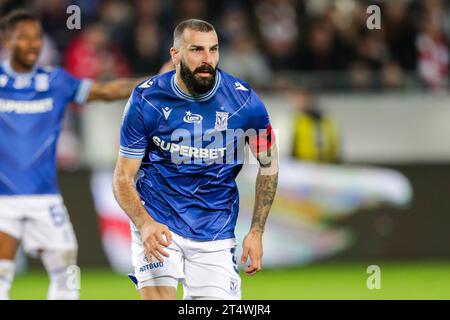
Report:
250,169,278,233
248,141,279,233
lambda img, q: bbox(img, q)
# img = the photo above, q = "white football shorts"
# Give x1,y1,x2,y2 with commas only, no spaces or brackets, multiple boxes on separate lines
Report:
0,195,78,255
129,222,241,300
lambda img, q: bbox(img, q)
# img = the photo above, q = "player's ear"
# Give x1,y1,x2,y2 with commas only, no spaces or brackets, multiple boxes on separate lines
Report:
2,37,11,50
1,30,10,50
170,47,180,66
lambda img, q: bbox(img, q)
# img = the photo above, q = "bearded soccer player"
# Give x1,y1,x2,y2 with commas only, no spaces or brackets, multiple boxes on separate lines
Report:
0,10,143,300
113,19,279,300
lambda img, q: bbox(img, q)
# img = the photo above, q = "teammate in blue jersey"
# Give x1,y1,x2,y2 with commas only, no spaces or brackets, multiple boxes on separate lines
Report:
113,19,279,300
0,10,143,300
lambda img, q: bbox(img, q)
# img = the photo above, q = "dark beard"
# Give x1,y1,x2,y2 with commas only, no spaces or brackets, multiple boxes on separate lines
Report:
13,51,36,71
179,60,217,96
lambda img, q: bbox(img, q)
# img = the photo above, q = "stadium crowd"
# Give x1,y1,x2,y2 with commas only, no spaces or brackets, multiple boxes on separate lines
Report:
1,0,449,91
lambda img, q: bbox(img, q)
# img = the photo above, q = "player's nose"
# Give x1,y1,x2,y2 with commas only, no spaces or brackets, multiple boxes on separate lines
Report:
29,38,42,51
201,50,213,65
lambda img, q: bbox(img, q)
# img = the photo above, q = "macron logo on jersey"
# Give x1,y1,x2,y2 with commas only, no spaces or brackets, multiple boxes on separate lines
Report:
138,79,153,88
0,98,54,114
162,107,173,120
235,81,248,91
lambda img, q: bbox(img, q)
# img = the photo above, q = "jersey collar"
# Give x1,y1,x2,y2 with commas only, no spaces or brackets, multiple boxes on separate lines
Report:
1,59,38,78
171,70,221,102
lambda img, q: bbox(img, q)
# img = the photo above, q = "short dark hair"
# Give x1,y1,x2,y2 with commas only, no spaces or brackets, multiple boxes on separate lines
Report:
0,9,41,34
173,19,215,48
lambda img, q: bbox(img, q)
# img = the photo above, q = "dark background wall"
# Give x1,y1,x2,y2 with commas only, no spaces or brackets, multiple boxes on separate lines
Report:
59,170,109,267
334,164,450,260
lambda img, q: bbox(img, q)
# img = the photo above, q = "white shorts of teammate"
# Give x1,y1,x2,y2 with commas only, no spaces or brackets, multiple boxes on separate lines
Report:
129,222,241,300
0,195,79,300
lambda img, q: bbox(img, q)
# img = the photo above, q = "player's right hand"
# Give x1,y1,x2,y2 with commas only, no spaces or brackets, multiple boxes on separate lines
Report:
140,220,172,263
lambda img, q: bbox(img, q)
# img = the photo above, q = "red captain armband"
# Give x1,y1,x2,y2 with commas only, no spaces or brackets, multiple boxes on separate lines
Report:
247,124,276,154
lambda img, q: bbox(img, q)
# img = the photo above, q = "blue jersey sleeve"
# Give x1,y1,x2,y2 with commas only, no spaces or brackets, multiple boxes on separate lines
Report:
245,90,275,153
56,68,92,104
119,90,149,158
246,90,271,131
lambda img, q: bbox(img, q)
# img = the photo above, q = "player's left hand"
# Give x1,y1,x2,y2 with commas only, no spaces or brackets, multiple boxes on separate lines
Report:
241,229,263,276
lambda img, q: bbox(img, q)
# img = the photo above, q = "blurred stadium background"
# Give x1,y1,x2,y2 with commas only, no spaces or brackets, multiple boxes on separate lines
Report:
2,0,450,299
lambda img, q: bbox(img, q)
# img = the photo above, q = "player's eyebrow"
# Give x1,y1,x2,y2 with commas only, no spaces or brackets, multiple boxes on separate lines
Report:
189,44,219,50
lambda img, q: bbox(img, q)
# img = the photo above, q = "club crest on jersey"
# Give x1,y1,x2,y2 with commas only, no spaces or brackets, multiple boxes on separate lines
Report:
183,111,202,124
0,75,8,87
214,111,229,131
35,74,49,92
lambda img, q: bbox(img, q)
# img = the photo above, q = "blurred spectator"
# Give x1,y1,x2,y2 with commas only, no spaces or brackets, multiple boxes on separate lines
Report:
381,61,405,90
383,0,417,71
354,33,388,71
99,0,134,49
348,60,374,90
1,0,449,92
127,21,167,76
327,0,363,46
64,22,130,80
72,0,101,21
416,9,449,90
29,0,75,50
134,0,173,32
253,0,300,70
175,0,209,22
219,7,251,45
220,33,272,89
290,87,340,163
298,17,353,71
135,0,163,20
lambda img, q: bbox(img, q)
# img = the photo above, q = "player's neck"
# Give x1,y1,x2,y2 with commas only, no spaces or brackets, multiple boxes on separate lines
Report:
175,72,193,96
9,59,34,74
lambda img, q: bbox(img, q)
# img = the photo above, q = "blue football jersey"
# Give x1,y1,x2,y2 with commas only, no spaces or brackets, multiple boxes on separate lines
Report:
0,60,92,195
119,69,273,241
